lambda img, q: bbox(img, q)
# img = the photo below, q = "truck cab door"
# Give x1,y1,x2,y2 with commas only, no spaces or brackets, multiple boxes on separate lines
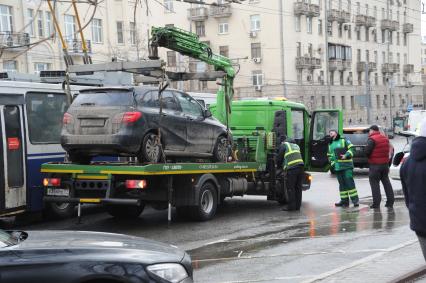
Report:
308,110,343,171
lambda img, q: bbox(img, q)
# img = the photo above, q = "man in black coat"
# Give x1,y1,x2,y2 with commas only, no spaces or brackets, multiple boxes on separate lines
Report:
400,120,426,261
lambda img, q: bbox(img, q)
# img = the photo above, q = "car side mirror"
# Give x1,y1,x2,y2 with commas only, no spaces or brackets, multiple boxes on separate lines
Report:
204,109,212,118
393,152,404,166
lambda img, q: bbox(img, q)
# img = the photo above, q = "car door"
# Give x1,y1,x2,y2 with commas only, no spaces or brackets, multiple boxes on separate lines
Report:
174,91,213,154
308,110,343,171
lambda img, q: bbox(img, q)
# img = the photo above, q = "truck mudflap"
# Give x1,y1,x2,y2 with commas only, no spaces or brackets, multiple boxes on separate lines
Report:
44,196,141,206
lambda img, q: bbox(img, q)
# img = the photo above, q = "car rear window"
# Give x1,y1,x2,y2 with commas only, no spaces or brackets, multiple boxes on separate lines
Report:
73,90,134,106
344,129,369,145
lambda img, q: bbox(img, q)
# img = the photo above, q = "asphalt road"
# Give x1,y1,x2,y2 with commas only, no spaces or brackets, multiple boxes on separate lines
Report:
3,136,425,282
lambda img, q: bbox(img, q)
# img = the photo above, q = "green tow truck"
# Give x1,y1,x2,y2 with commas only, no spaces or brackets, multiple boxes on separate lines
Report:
41,27,343,221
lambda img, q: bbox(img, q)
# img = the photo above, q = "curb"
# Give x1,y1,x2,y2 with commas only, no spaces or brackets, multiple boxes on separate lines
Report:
389,266,426,283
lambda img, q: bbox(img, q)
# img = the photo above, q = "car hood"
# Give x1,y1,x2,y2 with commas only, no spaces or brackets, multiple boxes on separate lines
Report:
7,230,185,264
410,136,426,161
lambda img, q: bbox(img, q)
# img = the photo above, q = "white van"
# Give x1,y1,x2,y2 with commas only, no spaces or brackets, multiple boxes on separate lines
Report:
407,110,426,133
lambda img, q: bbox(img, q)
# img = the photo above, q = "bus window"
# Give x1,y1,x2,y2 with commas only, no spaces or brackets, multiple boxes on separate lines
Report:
26,92,68,144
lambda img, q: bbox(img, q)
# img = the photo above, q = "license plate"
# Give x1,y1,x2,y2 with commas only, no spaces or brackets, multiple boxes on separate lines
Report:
80,119,105,127
46,188,69,197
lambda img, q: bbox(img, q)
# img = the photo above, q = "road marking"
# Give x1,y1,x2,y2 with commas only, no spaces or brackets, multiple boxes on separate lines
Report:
301,239,418,283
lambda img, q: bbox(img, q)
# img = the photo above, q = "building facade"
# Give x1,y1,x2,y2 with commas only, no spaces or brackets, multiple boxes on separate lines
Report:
0,0,422,126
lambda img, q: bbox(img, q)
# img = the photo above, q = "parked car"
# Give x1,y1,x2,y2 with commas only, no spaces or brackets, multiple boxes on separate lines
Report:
390,131,418,180
61,86,229,164
343,125,393,169
0,229,193,283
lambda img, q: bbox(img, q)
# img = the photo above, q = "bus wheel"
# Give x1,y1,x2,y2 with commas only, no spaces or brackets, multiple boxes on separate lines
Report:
45,202,76,219
105,203,145,218
191,182,217,221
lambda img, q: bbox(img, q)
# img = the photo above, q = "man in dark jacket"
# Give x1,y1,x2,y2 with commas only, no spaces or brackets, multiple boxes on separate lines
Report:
365,125,394,209
401,120,426,261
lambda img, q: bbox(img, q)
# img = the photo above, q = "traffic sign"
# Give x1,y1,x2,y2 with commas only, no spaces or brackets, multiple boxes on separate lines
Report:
407,104,413,112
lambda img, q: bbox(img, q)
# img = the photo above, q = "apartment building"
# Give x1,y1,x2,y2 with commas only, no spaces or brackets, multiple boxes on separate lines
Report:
0,0,422,126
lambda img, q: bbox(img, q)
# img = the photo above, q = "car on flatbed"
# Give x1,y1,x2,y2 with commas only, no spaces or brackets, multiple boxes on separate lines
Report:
61,86,229,164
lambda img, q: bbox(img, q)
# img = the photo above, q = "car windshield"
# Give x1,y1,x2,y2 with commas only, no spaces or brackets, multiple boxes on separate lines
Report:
73,90,134,106
0,230,18,248
344,129,369,145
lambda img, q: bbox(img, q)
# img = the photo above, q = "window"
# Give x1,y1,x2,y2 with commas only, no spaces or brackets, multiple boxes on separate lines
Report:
404,53,407,64
365,28,369,41
27,9,34,37
0,5,13,32
351,96,355,110
297,70,302,84
175,92,203,117
318,19,323,35
356,2,360,14
327,21,332,36
296,42,301,57
375,73,378,85
374,51,378,63
219,46,229,57
34,62,50,74
381,29,386,43
64,15,76,41
195,21,205,36
308,43,313,56
338,23,343,37
3,60,17,72
164,0,174,12
397,53,400,65
250,15,260,31
357,49,361,62
376,95,381,109
45,11,53,36
389,31,393,45
116,21,124,44
358,72,362,85
348,72,353,85
348,25,351,39
356,28,360,40
374,6,377,18
91,18,103,43
295,16,301,32
252,70,263,86
331,96,336,108
330,71,334,85
130,22,136,45
397,32,400,45
340,71,344,85
389,52,393,63
321,96,326,108
143,91,179,111
26,92,68,144
167,51,176,67
218,22,228,34
307,17,312,34
403,33,407,46
366,50,370,62
341,96,346,109
251,42,261,58
291,110,304,139
382,51,386,63
37,11,43,37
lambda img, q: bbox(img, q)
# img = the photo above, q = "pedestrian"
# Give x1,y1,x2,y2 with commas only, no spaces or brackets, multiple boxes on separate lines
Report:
328,130,359,207
277,138,305,211
400,119,426,261
365,125,394,209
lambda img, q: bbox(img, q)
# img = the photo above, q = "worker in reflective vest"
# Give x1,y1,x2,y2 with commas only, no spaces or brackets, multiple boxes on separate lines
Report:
277,139,305,211
328,130,359,208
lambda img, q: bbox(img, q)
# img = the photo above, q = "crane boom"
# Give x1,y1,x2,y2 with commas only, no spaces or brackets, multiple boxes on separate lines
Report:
150,26,235,125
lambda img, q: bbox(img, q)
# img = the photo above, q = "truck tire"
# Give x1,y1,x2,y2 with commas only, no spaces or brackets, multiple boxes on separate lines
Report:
45,202,76,219
191,182,218,221
213,135,228,162
105,203,145,218
138,133,162,163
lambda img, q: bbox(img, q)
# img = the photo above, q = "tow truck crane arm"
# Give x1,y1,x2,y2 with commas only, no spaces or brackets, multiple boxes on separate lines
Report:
150,26,235,125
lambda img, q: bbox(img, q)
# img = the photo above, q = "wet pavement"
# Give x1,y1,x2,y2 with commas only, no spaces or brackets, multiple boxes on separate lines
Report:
2,136,424,282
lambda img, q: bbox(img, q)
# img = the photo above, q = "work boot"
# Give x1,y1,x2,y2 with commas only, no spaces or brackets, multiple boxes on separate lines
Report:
385,202,393,208
369,204,380,209
353,202,359,207
335,201,349,208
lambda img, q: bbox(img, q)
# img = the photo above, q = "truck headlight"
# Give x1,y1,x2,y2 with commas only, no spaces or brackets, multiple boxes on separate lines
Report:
147,263,189,282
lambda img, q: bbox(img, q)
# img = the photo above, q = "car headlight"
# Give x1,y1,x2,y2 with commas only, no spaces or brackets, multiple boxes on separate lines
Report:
146,263,189,283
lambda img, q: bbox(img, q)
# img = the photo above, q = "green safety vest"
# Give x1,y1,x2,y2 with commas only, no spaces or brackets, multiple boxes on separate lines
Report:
283,142,304,169
328,137,354,171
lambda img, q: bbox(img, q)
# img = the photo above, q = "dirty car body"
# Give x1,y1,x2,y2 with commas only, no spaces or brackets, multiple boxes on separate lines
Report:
0,229,193,283
61,86,228,163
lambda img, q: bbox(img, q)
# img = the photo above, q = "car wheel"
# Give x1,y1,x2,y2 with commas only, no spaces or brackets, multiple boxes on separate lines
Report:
139,133,162,163
44,202,75,219
213,135,228,162
191,182,218,221
68,152,91,165
105,203,145,218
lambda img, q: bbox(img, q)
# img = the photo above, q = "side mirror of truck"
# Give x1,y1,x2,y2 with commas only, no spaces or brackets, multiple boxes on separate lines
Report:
204,109,212,118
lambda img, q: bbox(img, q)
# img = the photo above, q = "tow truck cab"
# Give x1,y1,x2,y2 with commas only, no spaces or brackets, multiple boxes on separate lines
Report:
210,98,343,171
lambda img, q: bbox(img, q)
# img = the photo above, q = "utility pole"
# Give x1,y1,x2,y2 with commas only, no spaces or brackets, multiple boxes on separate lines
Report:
365,62,371,124
386,0,392,129
324,0,331,108
279,0,287,98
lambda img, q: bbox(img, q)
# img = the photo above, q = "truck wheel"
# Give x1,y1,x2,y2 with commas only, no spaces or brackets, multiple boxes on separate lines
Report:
138,133,162,163
45,202,76,219
192,182,217,221
105,203,145,218
213,136,228,162
68,152,91,165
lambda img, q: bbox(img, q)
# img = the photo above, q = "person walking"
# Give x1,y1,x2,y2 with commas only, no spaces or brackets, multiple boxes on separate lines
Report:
400,119,426,261
365,125,394,209
277,138,305,211
328,130,359,207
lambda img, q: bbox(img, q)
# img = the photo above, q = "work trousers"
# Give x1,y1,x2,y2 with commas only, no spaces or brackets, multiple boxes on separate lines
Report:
418,235,426,262
335,169,359,204
286,166,304,211
368,164,394,206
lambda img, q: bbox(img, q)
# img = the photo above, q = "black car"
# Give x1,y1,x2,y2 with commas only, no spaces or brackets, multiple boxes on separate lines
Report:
0,229,193,283
61,86,229,164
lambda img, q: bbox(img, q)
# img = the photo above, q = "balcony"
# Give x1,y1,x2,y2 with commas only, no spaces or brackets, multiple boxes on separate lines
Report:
355,15,366,26
403,64,414,74
403,23,413,33
0,32,30,51
329,59,344,71
210,4,232,18
67,39,92,54
382,63,400,73
294,2,320,17
381,19,399,31
296,56,321,69
188,7,209,21
366,16,376,28
356,62,376,72
328,10,351,23
343,60,352,70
